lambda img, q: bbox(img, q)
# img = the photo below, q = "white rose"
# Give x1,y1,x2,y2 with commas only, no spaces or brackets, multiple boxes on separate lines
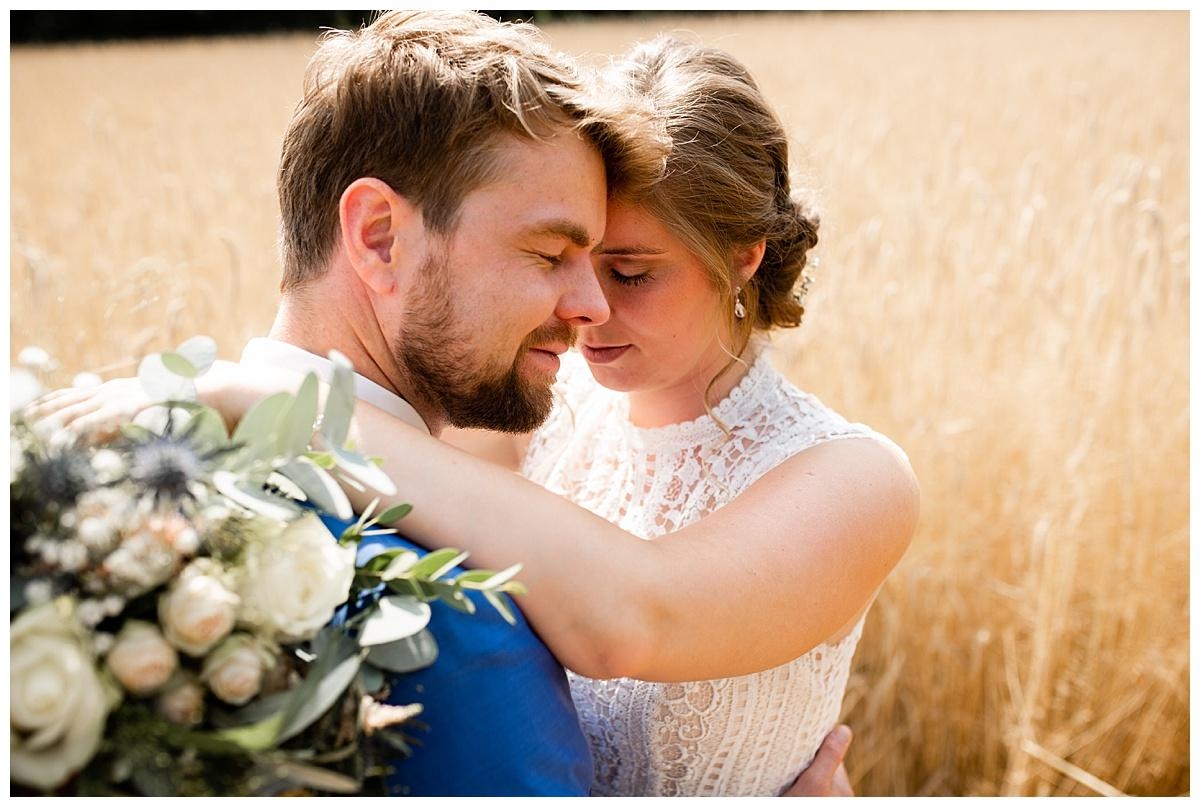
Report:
11,599,114,791
159,561,239,656
238,513,356,642
201,634,274,706
157,676,205,725
105,620,178,696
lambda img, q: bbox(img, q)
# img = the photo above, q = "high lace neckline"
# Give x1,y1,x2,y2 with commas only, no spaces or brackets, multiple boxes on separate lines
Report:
620,345,775,449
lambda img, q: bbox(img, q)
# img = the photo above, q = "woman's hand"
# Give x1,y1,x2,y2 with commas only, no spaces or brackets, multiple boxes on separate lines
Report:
23,378,155,444
781,725,854,796
22,359,296,444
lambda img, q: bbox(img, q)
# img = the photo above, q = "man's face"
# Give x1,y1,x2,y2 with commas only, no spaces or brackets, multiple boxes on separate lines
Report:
395,130,609,433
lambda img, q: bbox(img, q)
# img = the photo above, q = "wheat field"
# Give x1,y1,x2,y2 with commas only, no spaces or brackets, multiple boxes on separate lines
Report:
9,11,1189,796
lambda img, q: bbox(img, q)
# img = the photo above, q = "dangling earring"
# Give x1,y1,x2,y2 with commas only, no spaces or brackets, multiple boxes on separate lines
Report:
734,286,746,320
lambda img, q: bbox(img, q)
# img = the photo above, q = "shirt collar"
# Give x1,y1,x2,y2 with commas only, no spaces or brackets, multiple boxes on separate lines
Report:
239,337,431,435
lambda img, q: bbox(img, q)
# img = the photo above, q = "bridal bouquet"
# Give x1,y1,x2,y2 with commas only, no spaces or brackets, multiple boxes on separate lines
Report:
10,339,525,796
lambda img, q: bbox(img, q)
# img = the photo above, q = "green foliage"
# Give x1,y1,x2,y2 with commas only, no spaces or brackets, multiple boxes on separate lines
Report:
14,338,531,795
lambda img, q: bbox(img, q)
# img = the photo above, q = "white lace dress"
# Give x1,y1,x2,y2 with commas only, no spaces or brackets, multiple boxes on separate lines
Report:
521,346,895,796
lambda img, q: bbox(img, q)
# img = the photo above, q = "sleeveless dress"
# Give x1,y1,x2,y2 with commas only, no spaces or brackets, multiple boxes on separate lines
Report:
521,345,898,796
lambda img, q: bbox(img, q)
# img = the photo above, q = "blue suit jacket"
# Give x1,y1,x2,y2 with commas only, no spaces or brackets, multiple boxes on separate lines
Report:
320,514,591,796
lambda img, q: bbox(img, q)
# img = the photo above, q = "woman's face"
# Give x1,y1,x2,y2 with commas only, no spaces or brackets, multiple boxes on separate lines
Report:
582,199,734,397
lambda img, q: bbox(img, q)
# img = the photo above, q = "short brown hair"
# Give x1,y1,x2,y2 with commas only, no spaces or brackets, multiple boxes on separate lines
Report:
277,10,665,291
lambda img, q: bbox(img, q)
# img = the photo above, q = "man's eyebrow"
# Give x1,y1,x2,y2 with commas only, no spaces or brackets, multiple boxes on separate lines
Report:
528,219,594,248
592,244,669,256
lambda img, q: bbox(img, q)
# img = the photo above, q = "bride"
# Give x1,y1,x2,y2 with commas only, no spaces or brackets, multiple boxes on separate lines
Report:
301,36,917,795
36,34,917,797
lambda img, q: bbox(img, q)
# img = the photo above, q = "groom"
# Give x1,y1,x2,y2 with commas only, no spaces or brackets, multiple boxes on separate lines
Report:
59,10,852,796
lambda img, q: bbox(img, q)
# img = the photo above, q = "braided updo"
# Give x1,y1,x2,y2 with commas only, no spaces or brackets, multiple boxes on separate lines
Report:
605,35,820,352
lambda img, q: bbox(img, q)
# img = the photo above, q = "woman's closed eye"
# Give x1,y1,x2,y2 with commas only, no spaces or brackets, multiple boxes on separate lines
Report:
609,268,654,287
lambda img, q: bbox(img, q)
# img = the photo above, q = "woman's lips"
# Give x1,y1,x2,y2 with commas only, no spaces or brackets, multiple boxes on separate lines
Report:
581,344,631,364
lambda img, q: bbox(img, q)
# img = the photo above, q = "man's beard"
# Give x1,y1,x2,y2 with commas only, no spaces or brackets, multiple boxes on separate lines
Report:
396,252,574,434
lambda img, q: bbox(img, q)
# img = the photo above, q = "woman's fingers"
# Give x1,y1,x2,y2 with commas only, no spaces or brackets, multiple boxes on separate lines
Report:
23,387,95,421
67,408,137,446
21,378,152,440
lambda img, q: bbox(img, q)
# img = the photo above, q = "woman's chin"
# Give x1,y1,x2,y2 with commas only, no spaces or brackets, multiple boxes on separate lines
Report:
584,362,640,392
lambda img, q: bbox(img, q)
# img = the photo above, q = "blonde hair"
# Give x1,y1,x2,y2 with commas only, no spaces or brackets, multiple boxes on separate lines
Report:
606,35,819,347
277,10,665,291
602,36,820,432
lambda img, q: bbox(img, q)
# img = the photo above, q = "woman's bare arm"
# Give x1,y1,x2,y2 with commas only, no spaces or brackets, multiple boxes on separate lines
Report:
440,427,530,472
32,370,918,683
334,399,919,683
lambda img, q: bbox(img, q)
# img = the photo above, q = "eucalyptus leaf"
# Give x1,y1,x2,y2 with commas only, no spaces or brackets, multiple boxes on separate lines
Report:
138,354,197,403
119,423,157,442
357,595,432,647
160,351,200,379
408,548,468,581
231,391,294,465
278,373,320,458
215,690,293,728
277,632,366,744
320,351,356,448
174,335,218,375
213,709,288,753
268,760,361,795
278,456,354,520
330,444,397,496
180,406,230,451
366,629,439,674
358,664,385,695
213,470,304,522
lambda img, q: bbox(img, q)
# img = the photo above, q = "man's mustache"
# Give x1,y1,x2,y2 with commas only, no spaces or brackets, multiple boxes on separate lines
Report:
521,321,577,353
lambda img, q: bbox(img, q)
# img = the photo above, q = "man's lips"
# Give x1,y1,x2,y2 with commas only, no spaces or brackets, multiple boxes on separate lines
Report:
580,343,631,364
525,344,569,373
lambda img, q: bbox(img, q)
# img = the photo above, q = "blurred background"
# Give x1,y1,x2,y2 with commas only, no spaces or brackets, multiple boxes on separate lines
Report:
9,10,1189,796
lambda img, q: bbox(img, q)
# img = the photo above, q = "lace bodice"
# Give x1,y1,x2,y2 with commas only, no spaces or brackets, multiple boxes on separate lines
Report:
522,346,893,796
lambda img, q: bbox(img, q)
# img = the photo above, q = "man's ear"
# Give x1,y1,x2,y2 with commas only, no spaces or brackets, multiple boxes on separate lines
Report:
338,178,423,295
734,240,767,284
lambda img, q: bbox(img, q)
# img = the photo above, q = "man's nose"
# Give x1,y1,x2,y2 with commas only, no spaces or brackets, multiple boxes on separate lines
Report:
555,253,610,326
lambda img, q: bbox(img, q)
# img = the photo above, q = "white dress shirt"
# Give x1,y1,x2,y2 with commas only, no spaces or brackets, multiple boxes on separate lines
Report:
239,337,430,435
